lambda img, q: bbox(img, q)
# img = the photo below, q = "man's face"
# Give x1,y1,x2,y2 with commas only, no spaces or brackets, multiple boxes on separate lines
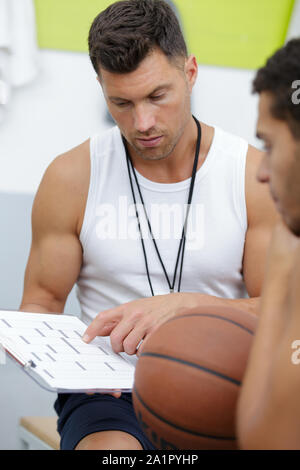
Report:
257,91,300,236
98,49,197,161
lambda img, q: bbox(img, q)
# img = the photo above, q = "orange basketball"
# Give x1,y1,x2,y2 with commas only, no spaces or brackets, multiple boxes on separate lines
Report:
132,305,257,450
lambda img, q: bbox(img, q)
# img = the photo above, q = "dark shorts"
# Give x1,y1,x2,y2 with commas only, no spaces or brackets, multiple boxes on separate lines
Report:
54,392,155,450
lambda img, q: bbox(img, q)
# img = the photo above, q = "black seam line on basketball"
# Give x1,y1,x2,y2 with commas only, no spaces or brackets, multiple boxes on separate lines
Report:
134,385,236,441
139,352,241,387
165,313,254,335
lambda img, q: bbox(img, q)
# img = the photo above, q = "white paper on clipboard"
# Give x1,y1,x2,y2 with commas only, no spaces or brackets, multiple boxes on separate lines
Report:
0,310,135,393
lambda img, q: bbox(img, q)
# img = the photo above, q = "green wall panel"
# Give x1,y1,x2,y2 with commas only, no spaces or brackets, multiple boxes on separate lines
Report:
34,0,295,70
34,0,113,52
176,0,295,69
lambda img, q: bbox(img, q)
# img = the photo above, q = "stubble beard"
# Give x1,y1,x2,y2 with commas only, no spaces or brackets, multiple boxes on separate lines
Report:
130,130,183,162
128,109,191,162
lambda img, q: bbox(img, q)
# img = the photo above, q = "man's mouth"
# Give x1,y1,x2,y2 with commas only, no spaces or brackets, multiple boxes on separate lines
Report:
136,136,163,148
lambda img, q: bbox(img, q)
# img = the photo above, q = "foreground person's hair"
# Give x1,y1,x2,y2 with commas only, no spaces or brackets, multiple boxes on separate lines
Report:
253,38,300,139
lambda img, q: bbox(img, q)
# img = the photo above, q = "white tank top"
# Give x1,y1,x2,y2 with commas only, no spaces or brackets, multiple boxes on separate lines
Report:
76,123,248,326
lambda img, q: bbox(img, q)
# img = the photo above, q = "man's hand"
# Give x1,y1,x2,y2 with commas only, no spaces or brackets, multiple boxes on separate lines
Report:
86,391,122,399
260,220,300,320
267,220,300,265
82,293,195,355
263,221,300,291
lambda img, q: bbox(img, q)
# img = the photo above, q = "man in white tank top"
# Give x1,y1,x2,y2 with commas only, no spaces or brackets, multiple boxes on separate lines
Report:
19,0,278,450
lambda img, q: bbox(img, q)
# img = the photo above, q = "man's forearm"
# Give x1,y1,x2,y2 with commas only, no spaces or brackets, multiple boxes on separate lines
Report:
241,248,300,448
237,300,287,447
236,242,297,448
184,293,260,316
19,303,62,314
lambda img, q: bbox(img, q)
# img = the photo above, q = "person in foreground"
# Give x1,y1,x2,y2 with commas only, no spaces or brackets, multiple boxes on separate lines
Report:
237,38,300,450
20,0,277,450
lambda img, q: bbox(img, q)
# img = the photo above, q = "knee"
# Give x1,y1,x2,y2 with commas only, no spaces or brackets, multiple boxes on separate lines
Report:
75,430,143,450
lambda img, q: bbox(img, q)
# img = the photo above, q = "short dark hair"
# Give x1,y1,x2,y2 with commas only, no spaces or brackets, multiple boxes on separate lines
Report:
253,38,300,139
88,0,188,75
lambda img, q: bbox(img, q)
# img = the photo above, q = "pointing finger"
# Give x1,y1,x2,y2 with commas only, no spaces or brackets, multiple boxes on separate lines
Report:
82,308,123,343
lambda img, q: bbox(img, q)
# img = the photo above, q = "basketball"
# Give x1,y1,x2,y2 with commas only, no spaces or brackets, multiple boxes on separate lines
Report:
132,305,257,450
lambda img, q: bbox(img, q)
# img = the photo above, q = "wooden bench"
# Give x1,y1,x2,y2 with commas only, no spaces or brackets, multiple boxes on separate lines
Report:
19,416,60,450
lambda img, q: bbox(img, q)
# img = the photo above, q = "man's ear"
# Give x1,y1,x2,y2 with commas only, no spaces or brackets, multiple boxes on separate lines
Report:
184,55,198,92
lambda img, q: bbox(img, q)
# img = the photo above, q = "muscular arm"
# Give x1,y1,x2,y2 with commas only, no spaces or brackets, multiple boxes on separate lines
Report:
241,146,280,305
237,223,300,449
178,145,280,316
20,142,89,314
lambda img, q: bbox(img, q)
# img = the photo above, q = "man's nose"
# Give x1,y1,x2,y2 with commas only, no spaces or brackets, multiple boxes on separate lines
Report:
257,154,270,183
133,104,156,134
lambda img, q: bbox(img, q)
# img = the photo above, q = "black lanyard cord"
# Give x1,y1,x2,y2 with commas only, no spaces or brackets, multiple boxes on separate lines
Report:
123,116,202,296
125,153,155,296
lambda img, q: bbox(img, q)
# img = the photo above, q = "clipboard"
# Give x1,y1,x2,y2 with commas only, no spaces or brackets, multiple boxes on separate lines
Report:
0,310,135,393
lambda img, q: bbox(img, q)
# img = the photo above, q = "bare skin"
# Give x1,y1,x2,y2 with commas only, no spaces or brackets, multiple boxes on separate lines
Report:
237,91,300,449
20,53,278,450
75,430,143,450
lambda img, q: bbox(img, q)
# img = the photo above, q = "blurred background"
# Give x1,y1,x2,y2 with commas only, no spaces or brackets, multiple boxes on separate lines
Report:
0,0,299,449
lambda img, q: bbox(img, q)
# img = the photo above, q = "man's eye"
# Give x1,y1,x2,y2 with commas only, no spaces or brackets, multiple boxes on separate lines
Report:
112,101,130,108
151,94,164,101
114,101,130,107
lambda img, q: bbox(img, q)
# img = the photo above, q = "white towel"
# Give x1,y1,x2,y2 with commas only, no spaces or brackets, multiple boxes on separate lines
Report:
0,0,39,120
286,0,300,41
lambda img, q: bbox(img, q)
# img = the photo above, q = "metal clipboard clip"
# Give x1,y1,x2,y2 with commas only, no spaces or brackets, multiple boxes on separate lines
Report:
24,359,36,370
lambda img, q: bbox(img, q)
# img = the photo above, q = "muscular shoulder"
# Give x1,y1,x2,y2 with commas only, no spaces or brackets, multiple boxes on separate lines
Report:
33,140,90,236
47,139,90,193
245,145,279,228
